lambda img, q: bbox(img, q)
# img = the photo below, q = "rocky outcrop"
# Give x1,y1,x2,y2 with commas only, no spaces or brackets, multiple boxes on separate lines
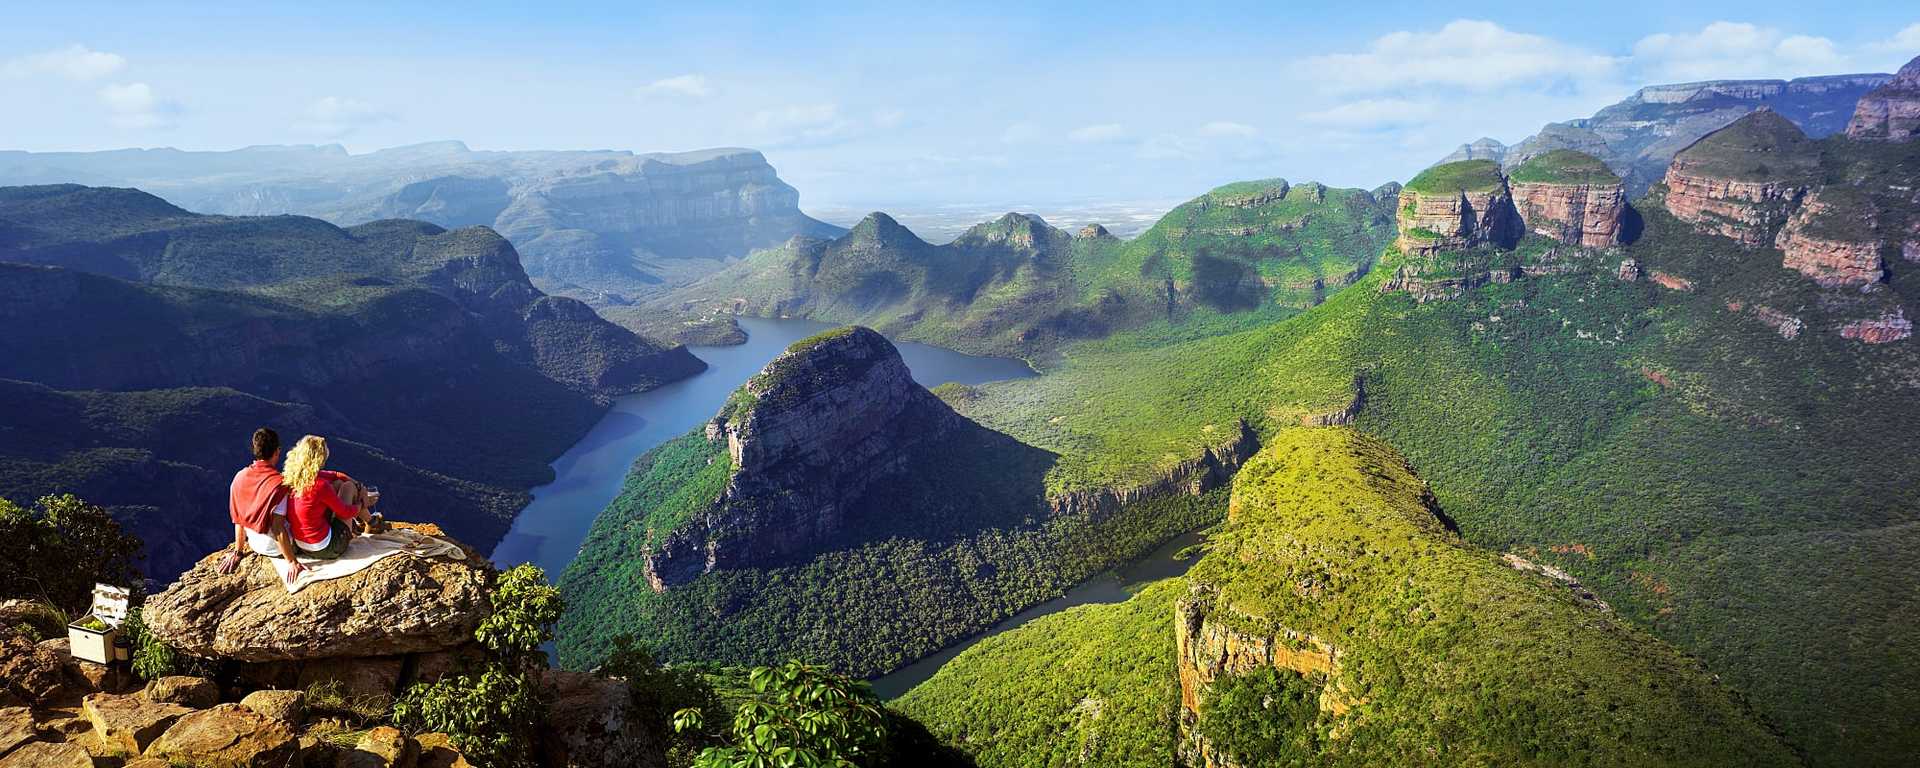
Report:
1663,110,1818,245
142,525,492,661
142,678,218,709
1846,55,1920,142
1649,271,1696,292
1841,309,1912,343
1175,584,1346,768
0,741,91,768
1508,151,1626,247
145,704,298,768
538,671,666,768
1394,161,1519,256
1617,258,1641,281
1775,188,1884,288
82,694,191,754
1045,420,1259,519
643,327,967,589
1436,137,1508,165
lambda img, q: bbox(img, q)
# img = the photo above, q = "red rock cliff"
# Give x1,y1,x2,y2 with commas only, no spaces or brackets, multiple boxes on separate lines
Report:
1846,55,1920,142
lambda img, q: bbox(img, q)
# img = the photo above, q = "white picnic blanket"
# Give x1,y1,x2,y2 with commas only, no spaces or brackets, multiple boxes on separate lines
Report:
264,528,466,594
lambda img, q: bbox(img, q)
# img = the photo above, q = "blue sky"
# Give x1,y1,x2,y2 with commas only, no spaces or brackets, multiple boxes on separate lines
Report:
3,1,1917,207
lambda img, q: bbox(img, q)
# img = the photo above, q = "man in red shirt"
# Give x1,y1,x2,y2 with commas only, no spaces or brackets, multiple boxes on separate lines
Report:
219,428,307,580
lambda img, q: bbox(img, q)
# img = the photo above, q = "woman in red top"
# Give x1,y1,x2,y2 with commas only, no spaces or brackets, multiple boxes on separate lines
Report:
279,435,372,560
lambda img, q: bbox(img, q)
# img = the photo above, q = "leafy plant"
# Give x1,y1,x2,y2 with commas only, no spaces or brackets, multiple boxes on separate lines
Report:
394,664,542,768
474,563,565,663
672,660,889,768
599,636,725,766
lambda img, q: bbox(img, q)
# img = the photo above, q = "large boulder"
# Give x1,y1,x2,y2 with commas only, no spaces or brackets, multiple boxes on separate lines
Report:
145,704,298,768
141,528,492,662
0,708,43,759
0,742,92,768
237,690,305,726
0,631,69,706
142,676,219,708
335,726,416,768
538,671,666,768
80,693,191,755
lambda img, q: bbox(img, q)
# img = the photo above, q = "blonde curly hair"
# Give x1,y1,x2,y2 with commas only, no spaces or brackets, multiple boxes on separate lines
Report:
282,435,330,497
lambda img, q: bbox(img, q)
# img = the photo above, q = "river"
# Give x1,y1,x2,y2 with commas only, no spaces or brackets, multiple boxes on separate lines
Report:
488,316,1206,698
489,317,1037,583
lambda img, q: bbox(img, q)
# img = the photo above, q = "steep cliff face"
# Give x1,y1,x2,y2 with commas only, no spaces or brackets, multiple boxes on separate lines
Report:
1662,110,1819,245
1170,429,1799,768
1841,309,1913,343
1394,160,1518,256
1507,150,1627,247
641,327,965,589
1846,55,1920,142
1774,187,1886,288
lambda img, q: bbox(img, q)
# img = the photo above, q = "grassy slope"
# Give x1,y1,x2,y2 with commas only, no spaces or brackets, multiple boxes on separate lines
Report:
893,579,1186,768
1404,159,1506,194
902,429,1797,767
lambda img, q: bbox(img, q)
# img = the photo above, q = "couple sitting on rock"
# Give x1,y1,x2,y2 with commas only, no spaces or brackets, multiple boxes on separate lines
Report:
220,428,381,580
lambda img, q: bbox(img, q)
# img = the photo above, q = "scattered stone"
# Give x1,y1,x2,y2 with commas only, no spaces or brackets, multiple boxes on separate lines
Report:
298,656,406,705
1649,271,1696,292
146,704,298,768
1616,258,1641,281
413,733,473,768
0,741,92,768
141,526,492,662
237,690,305,726
80,693,190,755
1841,309,1913,344
143,676,219,708
0,630,70,706
0,708,43,759
336,726,417,768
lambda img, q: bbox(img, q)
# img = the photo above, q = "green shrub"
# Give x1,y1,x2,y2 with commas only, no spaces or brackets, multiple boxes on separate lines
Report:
394,664,542,768
672,660,889,768
1196,668,1321,768
475,563,565,663
0,494,141,612
598,636,724,766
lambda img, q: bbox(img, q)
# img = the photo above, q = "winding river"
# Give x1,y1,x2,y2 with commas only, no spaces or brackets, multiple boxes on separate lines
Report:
489,317,1205,695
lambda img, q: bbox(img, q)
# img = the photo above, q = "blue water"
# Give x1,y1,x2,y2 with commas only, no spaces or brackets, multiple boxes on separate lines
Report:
489,317,1037,579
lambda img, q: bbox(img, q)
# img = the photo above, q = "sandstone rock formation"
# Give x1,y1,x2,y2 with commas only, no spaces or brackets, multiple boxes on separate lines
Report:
82,693,192,754
644,327,966,589
1394,160,1519,256
1846,55,1920,142
142,677,218,709
142,526,492,661
538,671,666,768
0,741,91,768
1841,309,1913,343
236,691,303,726
1508,150,1627,247
1775,188,1885,288
1663,110,1819,245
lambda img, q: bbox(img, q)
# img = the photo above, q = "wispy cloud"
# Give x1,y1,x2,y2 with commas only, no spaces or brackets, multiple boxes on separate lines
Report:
750,104,907,148
1302,99,1435,129
637,74,712,99
1302,20,1617,93
1068,123,1126,143
297,96,393,139
97,82,178,129
1632,22,1848,81
2,44,125,81
1198,121,1256,138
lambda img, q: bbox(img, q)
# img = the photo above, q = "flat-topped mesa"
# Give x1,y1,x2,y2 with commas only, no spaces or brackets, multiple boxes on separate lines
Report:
1846,55,1920,141
1507,150,1627,247
643,327,962,590
1210,179,1289,208
1662,109,1819,245
1394,160,1518,257
1775,186,1886,288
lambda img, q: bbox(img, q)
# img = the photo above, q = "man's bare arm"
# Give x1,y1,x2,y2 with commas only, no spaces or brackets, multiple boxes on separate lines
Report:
269,516,305,579
218,523,247,573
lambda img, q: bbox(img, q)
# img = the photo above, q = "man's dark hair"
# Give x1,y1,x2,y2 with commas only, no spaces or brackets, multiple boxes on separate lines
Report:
251,428,281,461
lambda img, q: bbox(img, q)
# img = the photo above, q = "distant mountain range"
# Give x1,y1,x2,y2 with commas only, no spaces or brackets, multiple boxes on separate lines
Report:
0,143,844,301
0,184,705,578
1436,72,1892,194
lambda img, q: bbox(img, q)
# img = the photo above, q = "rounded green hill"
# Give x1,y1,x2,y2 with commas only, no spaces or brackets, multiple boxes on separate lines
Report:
1508,149,1620,186
1404,159,1506,195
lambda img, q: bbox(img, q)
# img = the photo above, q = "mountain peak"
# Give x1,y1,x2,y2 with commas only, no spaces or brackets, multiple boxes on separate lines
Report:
846,212,928,250
1845,54,1920,141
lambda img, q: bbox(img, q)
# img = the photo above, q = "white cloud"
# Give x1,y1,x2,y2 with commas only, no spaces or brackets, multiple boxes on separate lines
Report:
1198,121,1256,138
1632,22,1847,81
97,82,177,129
1865,23,1920,69
749,104,906,147
298,96,393,138
1302,98,1436,129
2,44,125,81
1068,123,1126,143
1000,122,1040,144
637,74,712,99
1303,20,1617,93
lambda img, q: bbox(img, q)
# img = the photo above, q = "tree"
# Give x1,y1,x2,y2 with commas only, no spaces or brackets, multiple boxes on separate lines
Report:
673,660,889,768
0,494,142,612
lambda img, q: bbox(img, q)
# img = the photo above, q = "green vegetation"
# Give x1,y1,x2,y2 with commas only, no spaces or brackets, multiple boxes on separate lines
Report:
1196,668,1321,768
1508,149,1620,185
1403,159,1506,194
605,433,732,544
672,661,890,768
1670,109,1820,182
895,579,1187,768
0,493,141,612
396,563,564,768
